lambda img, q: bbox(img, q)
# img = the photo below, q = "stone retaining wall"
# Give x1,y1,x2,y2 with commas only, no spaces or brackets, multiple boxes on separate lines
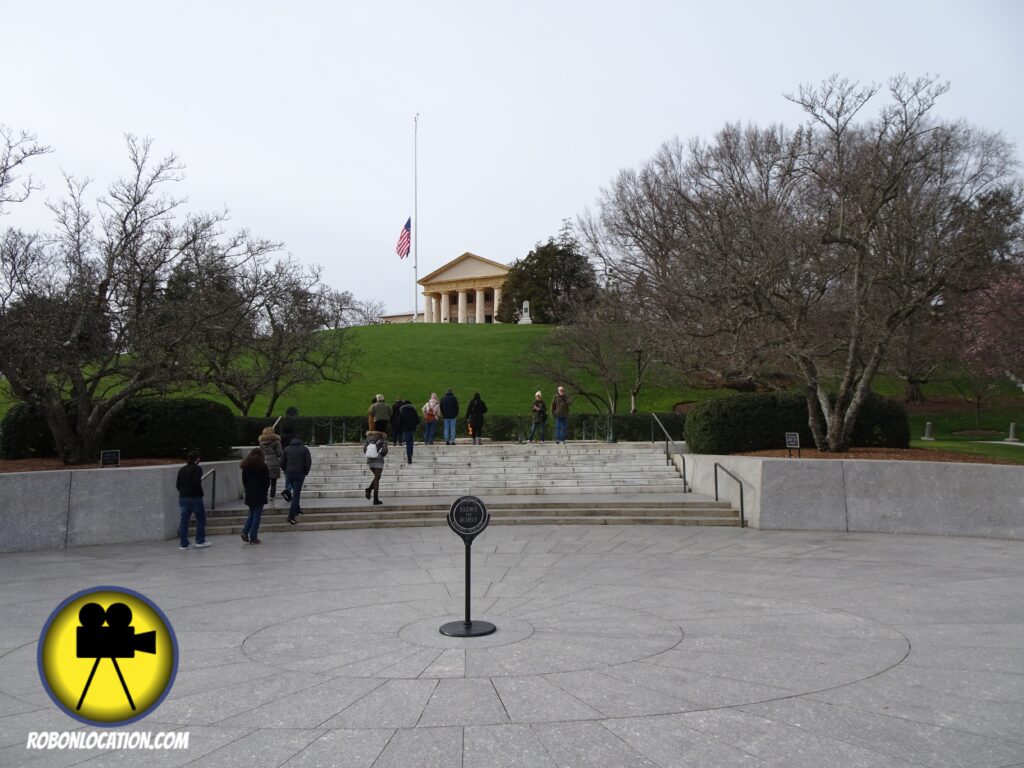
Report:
685,454,1024,539
2,460,242,553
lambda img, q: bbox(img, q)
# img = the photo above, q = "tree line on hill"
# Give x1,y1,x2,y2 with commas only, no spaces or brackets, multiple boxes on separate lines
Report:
0,131,367,464
508,75,1023,452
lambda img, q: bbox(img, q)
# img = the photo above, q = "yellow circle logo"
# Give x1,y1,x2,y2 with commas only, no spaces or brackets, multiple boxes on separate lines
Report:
38,587,178,726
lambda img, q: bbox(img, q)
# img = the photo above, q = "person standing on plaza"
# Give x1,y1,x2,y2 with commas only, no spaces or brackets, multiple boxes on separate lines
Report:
370,394,390,434
527,390,547,443
176,451,210,550
280,436,312,524
399,399,420,463
239,448,270,544
363,430,388,505
422,392,441,445
440,388,459,445
552,385,572,444
466,392,488,445
258,426,283,503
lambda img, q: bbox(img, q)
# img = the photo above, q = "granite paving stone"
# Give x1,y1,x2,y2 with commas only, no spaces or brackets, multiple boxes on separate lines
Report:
2,525,1023,767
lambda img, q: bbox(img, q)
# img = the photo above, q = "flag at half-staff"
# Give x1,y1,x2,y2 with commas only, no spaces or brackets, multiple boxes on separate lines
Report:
395,218,411,260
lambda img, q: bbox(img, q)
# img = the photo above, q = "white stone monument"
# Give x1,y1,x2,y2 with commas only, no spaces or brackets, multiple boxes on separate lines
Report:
518,300,532,325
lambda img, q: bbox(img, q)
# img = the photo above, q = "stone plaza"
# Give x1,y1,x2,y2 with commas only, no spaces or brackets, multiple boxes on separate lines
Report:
2,522,1022,767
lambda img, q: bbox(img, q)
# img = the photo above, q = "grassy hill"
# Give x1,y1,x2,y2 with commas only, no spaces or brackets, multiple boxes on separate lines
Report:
195,323,707,417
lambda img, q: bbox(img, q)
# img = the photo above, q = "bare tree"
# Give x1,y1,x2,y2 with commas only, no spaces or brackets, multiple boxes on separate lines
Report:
0,136,279,463
587,75,1022,451
195,260,360,415
0,125,51,213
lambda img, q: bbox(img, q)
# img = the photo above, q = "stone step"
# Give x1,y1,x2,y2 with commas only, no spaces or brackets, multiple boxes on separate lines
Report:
299,485,686,498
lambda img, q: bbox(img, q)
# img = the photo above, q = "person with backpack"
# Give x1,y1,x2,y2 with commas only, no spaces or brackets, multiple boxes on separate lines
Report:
466,392,488,446
422,393,441,445
399,399,421,463
552,385,572,444
363,430,388,505
440,388,459,445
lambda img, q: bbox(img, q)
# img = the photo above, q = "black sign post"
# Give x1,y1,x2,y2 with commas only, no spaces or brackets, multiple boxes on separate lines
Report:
784,432,801,458
440,496,496,637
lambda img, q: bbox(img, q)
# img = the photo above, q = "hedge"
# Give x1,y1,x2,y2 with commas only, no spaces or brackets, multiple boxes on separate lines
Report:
683,392,909,454
235,412,687,445
0,398,237,461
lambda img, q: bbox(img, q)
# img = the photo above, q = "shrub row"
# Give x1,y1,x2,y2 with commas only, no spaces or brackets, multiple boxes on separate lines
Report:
0,398,236,461
683,392,909,454
237,412,686,445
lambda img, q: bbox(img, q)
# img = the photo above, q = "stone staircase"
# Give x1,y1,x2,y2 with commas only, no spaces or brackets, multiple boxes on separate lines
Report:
204,442,741,535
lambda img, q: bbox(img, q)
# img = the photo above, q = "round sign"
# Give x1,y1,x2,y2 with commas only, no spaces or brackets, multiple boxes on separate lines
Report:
447,496,489,541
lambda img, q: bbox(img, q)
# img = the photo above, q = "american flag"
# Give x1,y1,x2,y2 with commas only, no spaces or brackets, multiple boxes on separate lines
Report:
395,218,411,259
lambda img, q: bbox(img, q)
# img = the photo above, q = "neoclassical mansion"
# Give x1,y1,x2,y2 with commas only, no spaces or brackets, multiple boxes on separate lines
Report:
383,252,511,324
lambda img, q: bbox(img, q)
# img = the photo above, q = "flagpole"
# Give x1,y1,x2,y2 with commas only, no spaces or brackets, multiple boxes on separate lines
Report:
412,113,419,322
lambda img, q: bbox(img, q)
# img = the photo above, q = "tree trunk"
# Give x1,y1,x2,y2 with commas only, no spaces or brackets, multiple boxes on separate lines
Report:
904,379,926,403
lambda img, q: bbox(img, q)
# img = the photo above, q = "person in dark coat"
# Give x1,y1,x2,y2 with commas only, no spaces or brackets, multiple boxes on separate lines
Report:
258,427,283,501
527,390,547,443
398,399,421,463
239,448,270,544
176,450,210,550
440,388,459,445
390,396,404,445
280,437,312,524
466,392,488,445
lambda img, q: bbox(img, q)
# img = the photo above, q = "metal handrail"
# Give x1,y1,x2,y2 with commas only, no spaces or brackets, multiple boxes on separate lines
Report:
201,468,217,511
713,463,745,528
650,413,688,492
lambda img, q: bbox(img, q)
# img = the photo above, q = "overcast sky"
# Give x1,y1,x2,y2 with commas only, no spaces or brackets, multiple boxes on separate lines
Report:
4,1,1022,314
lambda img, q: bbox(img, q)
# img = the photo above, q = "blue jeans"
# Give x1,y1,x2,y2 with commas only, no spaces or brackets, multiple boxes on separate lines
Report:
555,417,568,443
528,420,547,442
443,418,456,444
288,475,304,518
424,420,437,444
403,430,415,462
178,496,206,547
242,505,263,539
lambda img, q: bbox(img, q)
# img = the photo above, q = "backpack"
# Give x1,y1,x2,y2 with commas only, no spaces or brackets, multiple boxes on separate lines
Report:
364,438,388,461
424,405,437,423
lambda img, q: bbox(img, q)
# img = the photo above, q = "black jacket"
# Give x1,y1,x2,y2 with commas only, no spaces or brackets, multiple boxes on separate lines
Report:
242,464,270,507
466,397,488,429
399,402,421,431
281,438,312,478
440,391,459,419
176,462,204,498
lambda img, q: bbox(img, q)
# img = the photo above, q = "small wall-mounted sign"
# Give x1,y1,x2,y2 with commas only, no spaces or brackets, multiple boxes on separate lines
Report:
99,450,121,468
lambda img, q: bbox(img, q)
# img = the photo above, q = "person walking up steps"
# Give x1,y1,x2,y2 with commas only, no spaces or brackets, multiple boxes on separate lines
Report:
370,394,390,434
281,436,312,525
239,448,270,544
440,388,459,445
258,427,283,503
363,430,388,505
399,399,420,463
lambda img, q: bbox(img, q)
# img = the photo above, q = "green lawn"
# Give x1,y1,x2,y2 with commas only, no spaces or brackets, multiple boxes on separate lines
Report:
182,323,714,417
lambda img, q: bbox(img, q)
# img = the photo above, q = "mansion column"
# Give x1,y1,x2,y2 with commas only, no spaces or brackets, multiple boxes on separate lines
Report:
475,289,485,324
440,292,450,323
457,290,467,324
493,286,502,323
423,293,434,323
431,294,440,323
